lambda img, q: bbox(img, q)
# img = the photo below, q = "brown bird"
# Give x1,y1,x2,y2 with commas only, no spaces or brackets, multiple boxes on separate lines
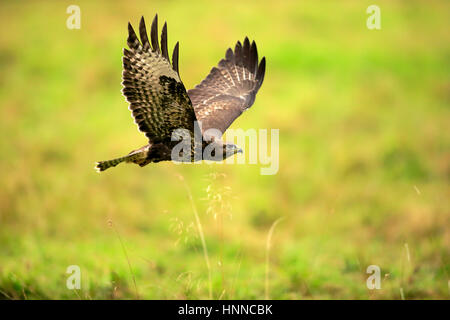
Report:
96,14,265,172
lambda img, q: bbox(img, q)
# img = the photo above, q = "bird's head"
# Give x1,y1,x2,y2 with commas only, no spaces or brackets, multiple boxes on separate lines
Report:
223,143,243,159
203,134,243,161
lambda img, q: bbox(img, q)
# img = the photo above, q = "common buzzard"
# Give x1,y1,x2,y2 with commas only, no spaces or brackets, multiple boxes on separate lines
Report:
96,14,265,171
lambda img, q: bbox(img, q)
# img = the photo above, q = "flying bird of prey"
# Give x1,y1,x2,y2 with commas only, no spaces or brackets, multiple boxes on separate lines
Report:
96,14,265,171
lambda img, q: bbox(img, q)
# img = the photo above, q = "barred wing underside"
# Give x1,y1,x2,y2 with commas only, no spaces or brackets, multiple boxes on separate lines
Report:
123,15,196,142
188,38,265,139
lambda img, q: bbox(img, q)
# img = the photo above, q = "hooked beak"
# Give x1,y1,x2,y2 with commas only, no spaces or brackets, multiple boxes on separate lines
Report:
237,148,243,154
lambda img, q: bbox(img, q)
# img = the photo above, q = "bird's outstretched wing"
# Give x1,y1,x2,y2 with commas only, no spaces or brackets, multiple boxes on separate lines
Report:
123,15,196,142
188,38,265,139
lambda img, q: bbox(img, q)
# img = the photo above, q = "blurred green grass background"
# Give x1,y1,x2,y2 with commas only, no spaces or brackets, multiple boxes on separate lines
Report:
0,0,448,299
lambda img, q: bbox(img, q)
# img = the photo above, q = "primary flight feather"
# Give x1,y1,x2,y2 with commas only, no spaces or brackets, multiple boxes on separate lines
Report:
96,14,266,172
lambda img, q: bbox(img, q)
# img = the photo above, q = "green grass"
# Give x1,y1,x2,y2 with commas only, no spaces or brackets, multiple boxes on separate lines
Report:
0,0,448,299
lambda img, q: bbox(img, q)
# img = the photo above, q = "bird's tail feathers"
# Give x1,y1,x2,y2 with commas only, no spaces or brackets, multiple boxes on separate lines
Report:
95,148,147,172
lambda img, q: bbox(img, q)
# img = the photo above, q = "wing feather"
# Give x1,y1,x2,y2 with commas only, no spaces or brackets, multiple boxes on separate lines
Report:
122,15,196,142
150,15,160,53
172,42,180,75
161,22,169,61
139,17,150,51
256,57,266,88
188,38,266,137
